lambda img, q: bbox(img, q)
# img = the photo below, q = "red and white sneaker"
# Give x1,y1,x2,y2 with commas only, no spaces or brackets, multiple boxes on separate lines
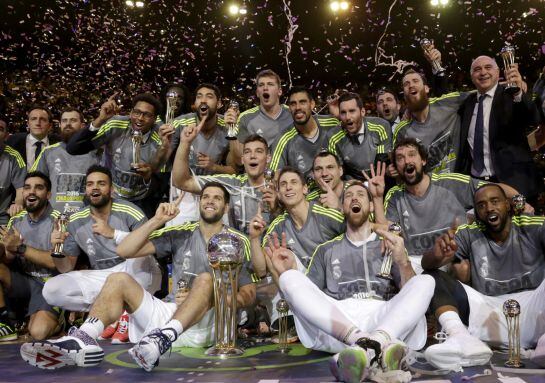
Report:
98,322,117,340
111,313,129,344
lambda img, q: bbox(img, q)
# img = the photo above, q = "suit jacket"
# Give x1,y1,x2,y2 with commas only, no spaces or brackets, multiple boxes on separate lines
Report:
6,132,60,166
455,84,543,199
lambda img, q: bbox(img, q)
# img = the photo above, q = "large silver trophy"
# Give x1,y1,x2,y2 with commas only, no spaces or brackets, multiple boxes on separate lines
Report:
51,213,68,258
276,299,291,353
500,44,520,95
225,100,239,140
377,222,403,280
511,194,526,216
206,231,244,357
262,168,275,213
131,130,143,171
165,90,179,124
503,299,524,368
420,38,445,77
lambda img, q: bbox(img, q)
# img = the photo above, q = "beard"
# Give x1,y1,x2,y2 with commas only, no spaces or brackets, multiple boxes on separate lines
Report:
200,207,224,224
23,197,47,213
85,194,111,208
294,112,312,126
61,128,76,143
405,88,429,113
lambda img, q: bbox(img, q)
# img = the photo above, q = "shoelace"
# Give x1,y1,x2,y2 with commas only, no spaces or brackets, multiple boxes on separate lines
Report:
68,326,97,346
145,329,173,357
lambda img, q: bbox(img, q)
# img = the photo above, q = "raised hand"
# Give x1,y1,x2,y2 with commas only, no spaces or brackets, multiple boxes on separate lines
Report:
224,107,239,126
154,201,180,224
196,152,213,170
158,123,175,148
504,63,524,94
51,218,70,247
181,119,204,144
376,228,407,266
131,162,153,181
91,213,115,239
260,186,277,212
363,161,386,199
316,177,340,210
7,203,23,217
433,218,460,263
423,47,441,66
96,93,119,126
263,232,297,277
249,204,267,240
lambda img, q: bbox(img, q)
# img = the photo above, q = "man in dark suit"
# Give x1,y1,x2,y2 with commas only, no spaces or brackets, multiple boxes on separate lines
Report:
455,56,543,203
6,106,59,170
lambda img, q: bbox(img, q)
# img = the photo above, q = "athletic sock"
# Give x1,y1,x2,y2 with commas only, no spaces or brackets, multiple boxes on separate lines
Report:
369,329,392,349
343,325,368,346
437,311,470,337
79,316,105,340
162,319,183,342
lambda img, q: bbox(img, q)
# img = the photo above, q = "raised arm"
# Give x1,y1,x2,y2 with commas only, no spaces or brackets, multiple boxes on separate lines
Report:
171,119,206,193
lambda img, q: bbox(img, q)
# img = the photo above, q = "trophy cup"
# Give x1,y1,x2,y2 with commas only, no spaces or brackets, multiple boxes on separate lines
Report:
512,194,526,216
165,90,179,124
377,222,403,280
225,100,239,141
206,231,245,357
503,299,524,368
420,38,446,77
262,168,275,213
276,299,291,353
51,213,68,258
500,44,521,95
131,130,143,171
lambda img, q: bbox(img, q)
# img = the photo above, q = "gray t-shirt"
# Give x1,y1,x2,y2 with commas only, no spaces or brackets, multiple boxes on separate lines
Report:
30,142,101,214
149,222,254,301
307,233,399,301
455,215,545,296
326,117,392,180
171,113,229,176
0,144,26,225
393,92,470,174
7,204,59,279
63,199,146,269
385,173,484,257
269,115,339,179
237,105,294,146
263,201,345,268
196,174,270,235
91,116,163,201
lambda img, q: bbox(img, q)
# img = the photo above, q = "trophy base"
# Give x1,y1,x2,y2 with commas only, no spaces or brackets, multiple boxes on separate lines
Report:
51,252,66,259
278,346,291,353
225,136,237,141
505,359,525,368
504,85,521,95
376,273,393,281
205,345,244,358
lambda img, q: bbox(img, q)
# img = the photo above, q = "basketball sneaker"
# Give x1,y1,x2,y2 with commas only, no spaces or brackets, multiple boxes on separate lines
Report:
128,328,176,372
424,332,492,370
98,322,117,340
20,326,104,370
111,313,129,344
0,321,17,342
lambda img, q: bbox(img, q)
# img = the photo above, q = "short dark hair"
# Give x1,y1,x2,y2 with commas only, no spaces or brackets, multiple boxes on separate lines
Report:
25,171,51,191
475,183,507,200
86,165,112,185
195,83,222,101
277,166,305,186
256,69,281,87
401,68,428,86
338,92,363,109
313,150,342,167
61,108,85,123
243,134,269,152
343,179,373,203
376,87,400,103
286,86,314,102
393,137,428,162
28,105,53,123
132,93,162,117
201,181,230,204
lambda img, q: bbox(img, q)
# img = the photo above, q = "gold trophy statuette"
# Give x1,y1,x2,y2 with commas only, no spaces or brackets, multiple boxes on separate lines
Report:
276,299,291,353
206,231,244,357
51,213,68,258
420,38,446,77
500,43,521,95
511,194,526,216
503,299,524,368
165,91,179,124
225,100,239,141
262,168,275,213
377,222,403,280
131,130,143,171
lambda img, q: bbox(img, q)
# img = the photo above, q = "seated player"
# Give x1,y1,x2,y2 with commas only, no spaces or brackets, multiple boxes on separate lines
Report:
263,181,434,383
422,183,545,370
20,182,256,371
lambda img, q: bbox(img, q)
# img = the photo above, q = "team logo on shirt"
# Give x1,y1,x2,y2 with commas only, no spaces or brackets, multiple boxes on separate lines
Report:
296,154,306,173
114,148,122,164
54,158,62,173
332,259,342,280
402,210,410,230
86,238,96,257
256,128,263,136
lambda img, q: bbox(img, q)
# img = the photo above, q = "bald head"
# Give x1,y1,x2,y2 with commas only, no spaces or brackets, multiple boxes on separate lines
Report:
470,55,500,93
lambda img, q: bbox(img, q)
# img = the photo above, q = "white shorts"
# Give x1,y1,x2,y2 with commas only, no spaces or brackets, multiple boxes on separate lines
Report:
294,296,427,354
464,279,545,349
129,288,215,347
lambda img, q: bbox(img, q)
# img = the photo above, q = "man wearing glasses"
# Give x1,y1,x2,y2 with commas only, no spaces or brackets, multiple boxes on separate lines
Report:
66,94,168,217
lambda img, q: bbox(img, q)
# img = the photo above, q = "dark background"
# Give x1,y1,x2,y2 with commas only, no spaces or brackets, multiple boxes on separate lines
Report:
1,0,544,128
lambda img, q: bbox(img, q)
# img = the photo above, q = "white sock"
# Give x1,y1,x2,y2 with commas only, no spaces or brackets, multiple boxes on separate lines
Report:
343,326,368,346
79,317,105,340
369,329,392,349
162,319,183,342
438,311,470,336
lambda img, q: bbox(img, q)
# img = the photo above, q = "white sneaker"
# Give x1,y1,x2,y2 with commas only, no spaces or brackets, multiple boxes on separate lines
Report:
128,328,174,372
424,332,492,370
20,327,104,370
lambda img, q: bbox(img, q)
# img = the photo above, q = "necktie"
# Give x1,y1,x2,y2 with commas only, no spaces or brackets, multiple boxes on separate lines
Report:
472,94,486,173
34,141,43,162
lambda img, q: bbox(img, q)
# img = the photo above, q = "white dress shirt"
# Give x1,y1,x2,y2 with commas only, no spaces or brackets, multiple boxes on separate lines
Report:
26,133,49,170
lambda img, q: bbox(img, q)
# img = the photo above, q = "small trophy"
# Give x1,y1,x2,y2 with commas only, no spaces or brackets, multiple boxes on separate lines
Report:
276,299,291,353
420,38,446,77
377,222,403,280
500,44,521,95
206,231,245,357
165,90,179,124
225,100,239,140
176,279,190,293
51,213,68,258
262,168,275,213
511,194,526,215
503,299,524,368
131,130,143,171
